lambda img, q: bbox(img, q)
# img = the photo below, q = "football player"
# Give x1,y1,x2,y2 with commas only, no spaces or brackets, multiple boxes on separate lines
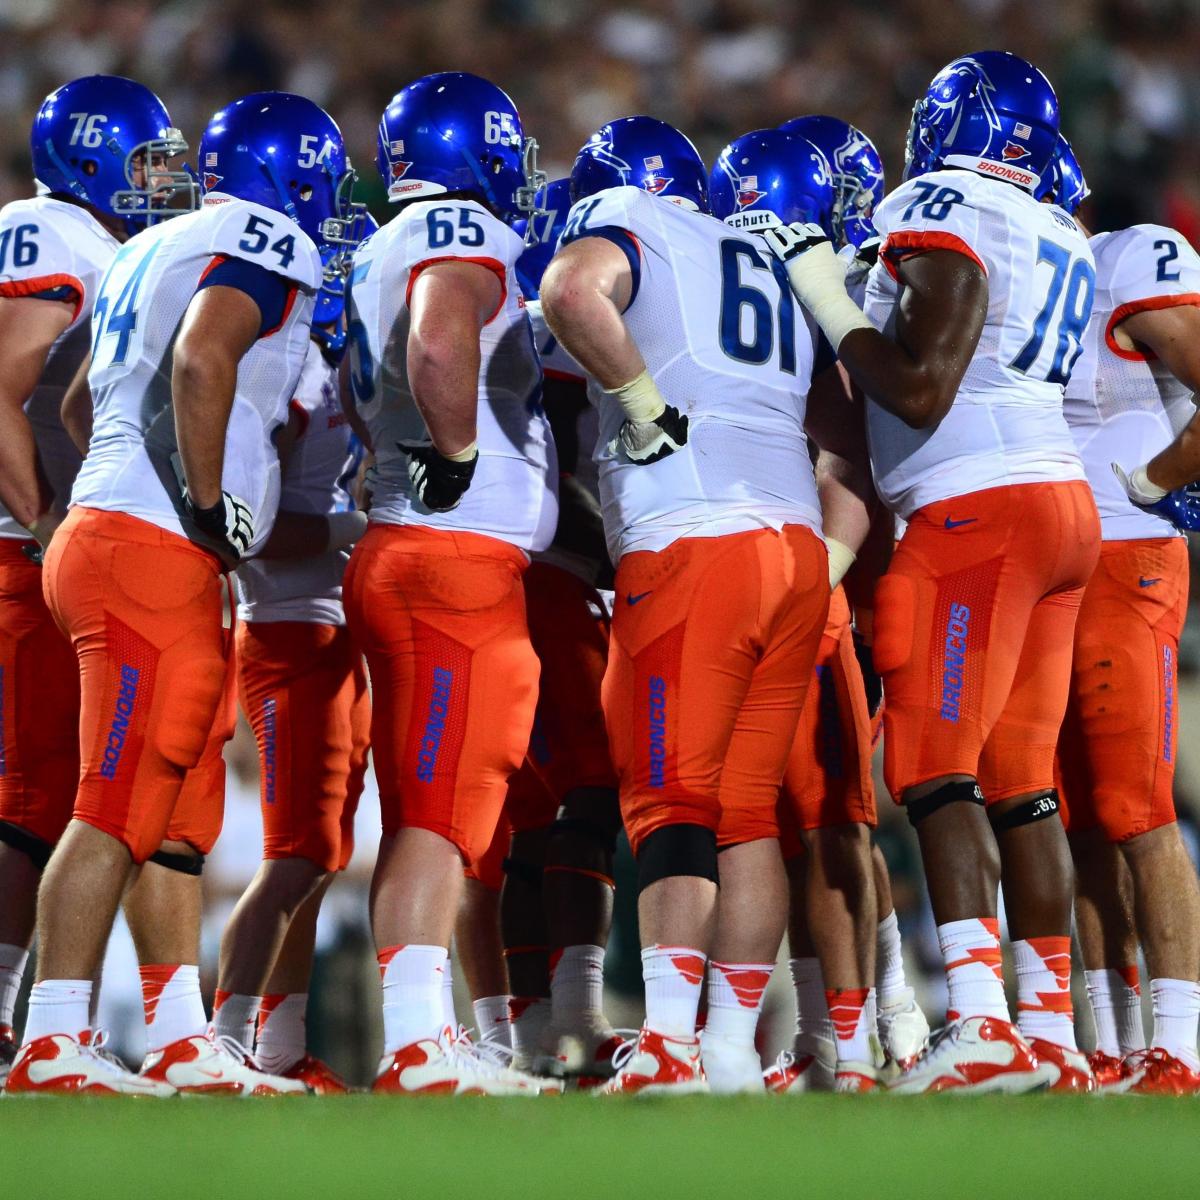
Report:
0,74,195,1085
1044,136,1200,1094
7,92,352,1096
345,72,558,1095
766,52,1101,1093
210,234,372,1095
541,116,834,1094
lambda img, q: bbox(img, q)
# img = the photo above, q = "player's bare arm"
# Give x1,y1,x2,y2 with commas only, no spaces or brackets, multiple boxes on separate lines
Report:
804,362,877,584
1117,304,1200,491
172,284,262,509
542,236,686,464
60,351,93,456
406,258,500,456
0,294,75,539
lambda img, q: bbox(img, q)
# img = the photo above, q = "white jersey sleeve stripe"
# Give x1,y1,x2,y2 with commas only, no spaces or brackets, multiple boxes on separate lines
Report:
1105,292,1200,362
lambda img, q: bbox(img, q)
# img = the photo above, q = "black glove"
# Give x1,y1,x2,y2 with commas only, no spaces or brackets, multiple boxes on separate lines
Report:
399,442,478,512
613,404,689,465
852,630,883,720
184,491,254,563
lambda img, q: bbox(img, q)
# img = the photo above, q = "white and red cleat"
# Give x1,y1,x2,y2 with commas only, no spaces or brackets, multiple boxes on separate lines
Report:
878,989,930,1072
0,1023,16,1088
602,1027,708,1095
279,1054,348,1095
1107,1048,1200,1095
1028,1038,1094,1093
834,1061,885,1093
763,1036,836,1094
6,1032,175,1096
1088,1051,1126,1089
141,1033,308,1096
889,1016,1047,1095
535,1016,625,1082
373,1026,555,1096
699,1029,764,1094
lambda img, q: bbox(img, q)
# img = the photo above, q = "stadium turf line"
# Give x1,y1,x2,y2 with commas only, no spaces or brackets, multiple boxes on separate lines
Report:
4,1094,1198,1199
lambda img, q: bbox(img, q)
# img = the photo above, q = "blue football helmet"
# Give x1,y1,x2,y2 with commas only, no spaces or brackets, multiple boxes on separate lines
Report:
778,115,884,248
905,51,1059,191
312,212,379,362
31,74,196,233
512,178,571,299
709,130,835,237
1037,134,1090,215
570,116,709,213
376,72,544,224
199,92,364,250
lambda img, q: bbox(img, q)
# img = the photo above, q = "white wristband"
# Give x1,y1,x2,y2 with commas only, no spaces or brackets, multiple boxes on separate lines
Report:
780,245,874,352
605,369,666,424
444,440,478,464
826,537,857,589
325,510,368,552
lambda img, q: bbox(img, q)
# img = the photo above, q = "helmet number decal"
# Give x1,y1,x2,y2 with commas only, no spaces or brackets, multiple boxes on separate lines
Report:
298,133,337,169
68,112,109,148
483,111,517,146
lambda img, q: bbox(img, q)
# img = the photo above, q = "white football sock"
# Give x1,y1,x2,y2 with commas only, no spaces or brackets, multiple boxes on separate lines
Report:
550,944,606,1023
705,960,773,1047
827,986,877,1064
0,943,28,1033
876,912,909,1004
788,957,832,1044
1150,978,1200,1070
472,995,512,1047
641,944,705,1038
937,917,1009,1022
23,979,91,1044
508,995,551,1055
1012,937,1076,1050
140,964,206,1053
211,990,258,1051
379,944,447,1052
441,953,457,1030
256,992,307,1073
1085,966,1145,1057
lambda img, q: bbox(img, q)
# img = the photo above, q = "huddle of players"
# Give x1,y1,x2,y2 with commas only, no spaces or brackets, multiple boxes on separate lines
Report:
2,46,1199,1098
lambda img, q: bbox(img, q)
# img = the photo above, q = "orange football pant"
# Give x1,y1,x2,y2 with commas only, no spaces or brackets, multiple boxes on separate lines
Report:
42,507,229,863
874,481,1100,803
0,539,80,846
236,621,370,872
779,586,877,859
1056,537,1189,841
344,523,538,864
604,526,829,853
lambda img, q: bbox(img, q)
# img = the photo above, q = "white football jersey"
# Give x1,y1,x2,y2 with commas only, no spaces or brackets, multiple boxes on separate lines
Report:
1064,224,1199,541
71,195,321,557
0,197,119,539
863,171,1091,518
236,338,362,624
559,185,824,561
347,198,557,552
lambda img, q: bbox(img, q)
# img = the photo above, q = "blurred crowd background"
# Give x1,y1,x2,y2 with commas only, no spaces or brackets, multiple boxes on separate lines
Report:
7,0,1200,1083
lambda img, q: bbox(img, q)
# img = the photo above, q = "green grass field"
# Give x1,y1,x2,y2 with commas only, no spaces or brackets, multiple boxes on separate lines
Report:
4,1094,1199,1199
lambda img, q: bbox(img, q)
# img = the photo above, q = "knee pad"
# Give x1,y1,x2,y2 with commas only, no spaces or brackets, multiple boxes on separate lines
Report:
989,790,1060,834
549,815,619,856
501,856,544,890
146,847,205,876
906,780,985,828
636,823,718,893
0,820,52,871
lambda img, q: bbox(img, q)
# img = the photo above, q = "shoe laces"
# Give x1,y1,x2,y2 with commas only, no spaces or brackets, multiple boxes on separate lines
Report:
85,1028,131,1076
608,1029,647,1076
209,1032,260,1069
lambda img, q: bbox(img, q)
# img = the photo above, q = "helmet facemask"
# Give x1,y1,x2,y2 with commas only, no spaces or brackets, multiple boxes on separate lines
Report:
113,129,199,228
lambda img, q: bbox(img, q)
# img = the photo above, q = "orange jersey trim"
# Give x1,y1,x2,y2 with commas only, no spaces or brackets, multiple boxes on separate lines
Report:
544,366,585,383
881,231,988,282
1105,292,1200,362
405,255,508,325
0,272,85,323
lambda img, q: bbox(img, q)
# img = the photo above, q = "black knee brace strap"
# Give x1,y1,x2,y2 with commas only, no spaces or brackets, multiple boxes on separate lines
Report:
636,824,718,893
147,847,205,876
0,820,51,870
989,790,1060,834
549,815,619,855
501,856,544,890
906,780,985,828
